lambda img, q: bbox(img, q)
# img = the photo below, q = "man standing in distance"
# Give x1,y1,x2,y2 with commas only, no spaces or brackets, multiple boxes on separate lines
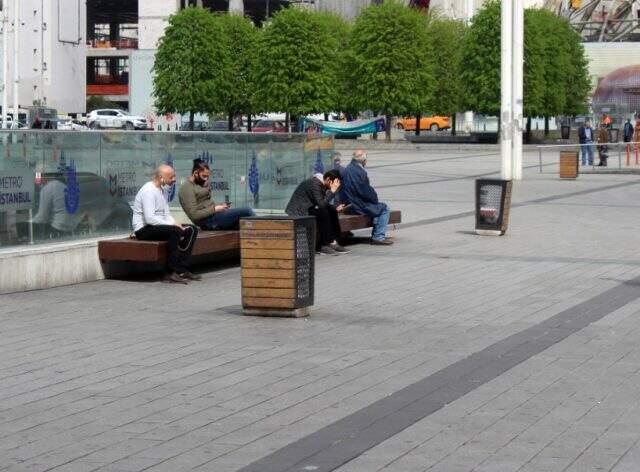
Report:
132,164,200,284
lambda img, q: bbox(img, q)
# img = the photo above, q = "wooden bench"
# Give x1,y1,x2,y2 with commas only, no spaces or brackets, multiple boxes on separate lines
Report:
98,210,402,264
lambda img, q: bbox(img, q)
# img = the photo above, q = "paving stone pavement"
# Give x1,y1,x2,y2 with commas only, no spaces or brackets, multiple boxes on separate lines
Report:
3,148,640,471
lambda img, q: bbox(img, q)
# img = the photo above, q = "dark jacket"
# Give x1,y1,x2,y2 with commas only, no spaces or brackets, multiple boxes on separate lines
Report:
340,160,387,217
624,121,634,142
285,177,334,216
578,125,594,144
178,180,215,224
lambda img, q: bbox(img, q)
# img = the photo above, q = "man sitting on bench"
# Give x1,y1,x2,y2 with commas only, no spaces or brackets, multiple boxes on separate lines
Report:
132,164,200,284
286,170,350,256
341,149,393,246
179,158,255,230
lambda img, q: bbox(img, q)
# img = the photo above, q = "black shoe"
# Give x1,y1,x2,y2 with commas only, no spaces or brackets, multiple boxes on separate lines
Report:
179,271,202,281
330,243,351,254
371,238,394,246
318,245,339,255
163,272,189,284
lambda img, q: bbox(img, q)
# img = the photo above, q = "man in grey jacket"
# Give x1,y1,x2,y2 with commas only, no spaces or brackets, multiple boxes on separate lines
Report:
285,170,349,255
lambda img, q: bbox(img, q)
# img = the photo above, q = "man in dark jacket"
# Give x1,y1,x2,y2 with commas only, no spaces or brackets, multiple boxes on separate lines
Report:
578,120,594,166
285,170,349,255
624,118,634,165
340,149,393,246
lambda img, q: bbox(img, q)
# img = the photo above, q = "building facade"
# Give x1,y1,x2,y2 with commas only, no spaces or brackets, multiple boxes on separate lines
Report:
0,0,86,116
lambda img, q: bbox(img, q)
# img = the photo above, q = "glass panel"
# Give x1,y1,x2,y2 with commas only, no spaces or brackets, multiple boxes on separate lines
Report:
0,130,334,250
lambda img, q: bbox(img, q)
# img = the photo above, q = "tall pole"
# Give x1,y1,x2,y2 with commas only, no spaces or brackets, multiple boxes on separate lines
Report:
464,0,474,133
12,0,18,126
512,0,524,180
500,0,513,180
2,3,8,128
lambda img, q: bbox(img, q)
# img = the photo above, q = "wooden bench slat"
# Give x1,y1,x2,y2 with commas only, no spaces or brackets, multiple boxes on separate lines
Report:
98,211,402,263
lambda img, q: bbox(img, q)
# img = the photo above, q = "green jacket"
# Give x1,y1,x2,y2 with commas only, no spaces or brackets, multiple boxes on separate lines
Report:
178,180,215,224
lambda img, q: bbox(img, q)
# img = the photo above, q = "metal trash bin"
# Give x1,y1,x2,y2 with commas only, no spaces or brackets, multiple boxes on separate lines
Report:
475,179,513,236
240,216,316,317
609,128,619,143
561,125,571,140
559,151,579,179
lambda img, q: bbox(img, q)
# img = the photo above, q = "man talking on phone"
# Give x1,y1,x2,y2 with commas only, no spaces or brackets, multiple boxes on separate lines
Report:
285,170,349,256
179,158,255,231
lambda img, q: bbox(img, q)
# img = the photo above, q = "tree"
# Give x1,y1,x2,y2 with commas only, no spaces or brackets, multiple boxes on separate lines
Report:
253,8,337,128
153,7,232,130
314,11,351,117
217,13,260,131
424,16,466,135
460,0,501,116
522,9,548,141
347,1,434,141
560,19,591,117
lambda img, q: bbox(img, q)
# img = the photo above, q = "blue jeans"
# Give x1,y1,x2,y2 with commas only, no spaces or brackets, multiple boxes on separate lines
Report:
371,204,391,241
199,208,255,230
581,142,593,165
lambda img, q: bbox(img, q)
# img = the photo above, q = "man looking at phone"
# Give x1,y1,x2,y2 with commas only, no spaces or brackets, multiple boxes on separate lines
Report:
179,158,255,231
285,170,349,256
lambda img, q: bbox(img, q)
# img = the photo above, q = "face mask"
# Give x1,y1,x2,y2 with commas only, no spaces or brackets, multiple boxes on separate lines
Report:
160,178,172,192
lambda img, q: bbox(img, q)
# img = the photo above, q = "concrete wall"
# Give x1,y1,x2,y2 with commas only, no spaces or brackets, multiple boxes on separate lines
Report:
0,239,106,294
139,0,180,49
0,0,86,114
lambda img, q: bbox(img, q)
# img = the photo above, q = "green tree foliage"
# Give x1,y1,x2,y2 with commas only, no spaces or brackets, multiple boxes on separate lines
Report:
253,8,337,123
561,22,591,116
462,1,591,126
460,0,501,116
425,16,466,117
347,1,435,141
314,11,351,115
216,13,260,130
153,7,232,129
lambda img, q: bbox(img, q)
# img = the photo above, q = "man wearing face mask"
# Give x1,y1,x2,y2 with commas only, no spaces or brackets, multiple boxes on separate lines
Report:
179,158,255,231
132,164,200,284
340,149,393,245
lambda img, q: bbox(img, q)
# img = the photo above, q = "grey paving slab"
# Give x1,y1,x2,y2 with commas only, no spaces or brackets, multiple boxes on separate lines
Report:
5,149,640,471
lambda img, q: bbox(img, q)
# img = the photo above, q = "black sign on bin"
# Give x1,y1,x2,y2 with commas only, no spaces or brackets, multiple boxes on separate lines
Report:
475,179,513,236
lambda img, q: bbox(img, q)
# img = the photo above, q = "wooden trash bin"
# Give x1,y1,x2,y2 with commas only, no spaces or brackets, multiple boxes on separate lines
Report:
240,216,316,317
475,179,513,236
559,151,579,179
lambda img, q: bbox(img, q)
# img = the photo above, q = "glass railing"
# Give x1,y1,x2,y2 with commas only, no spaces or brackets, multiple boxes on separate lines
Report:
0,131,335,250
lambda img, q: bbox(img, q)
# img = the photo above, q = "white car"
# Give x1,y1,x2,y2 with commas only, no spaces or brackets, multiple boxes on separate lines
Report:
57,118,88,131
87,109,149,130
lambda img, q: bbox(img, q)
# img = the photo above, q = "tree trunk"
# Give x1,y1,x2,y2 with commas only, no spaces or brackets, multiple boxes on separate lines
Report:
372,112,378,140
451,113,457,136
544,116,549,136
228,113,234,132
324,113,329,121
189,111,194,131
415,112,421,136
247,114,252,132
525,117,531,144
285,112,290,132
385,114,392,142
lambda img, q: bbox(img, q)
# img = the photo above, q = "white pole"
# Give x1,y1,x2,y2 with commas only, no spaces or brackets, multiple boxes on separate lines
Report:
464,0,474,132
12,0,18,127
1,3,8,128
512,0,524,180
501,0,513,180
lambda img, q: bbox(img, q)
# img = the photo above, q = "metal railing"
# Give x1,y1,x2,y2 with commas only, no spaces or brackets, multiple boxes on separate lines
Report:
535,141,640,173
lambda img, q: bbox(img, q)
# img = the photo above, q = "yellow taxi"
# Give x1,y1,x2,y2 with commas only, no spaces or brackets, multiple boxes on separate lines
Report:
396,116,451,132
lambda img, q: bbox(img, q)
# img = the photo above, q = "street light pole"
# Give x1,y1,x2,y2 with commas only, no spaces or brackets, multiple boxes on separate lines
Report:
12,0,18,126
1,2,8,128
512,0,524,180
500,0,524,181
500,0,513,180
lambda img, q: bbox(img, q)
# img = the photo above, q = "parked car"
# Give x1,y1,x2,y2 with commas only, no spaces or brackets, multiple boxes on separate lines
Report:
179,120,211,131
396,116,450,132
252,119,287,133
57,118,88,131
87,109,149,130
